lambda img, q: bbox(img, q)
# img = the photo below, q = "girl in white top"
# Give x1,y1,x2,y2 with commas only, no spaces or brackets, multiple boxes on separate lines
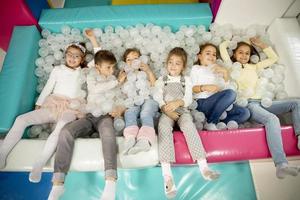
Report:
191,43,250,130
154,47,220,199
0,42,88,183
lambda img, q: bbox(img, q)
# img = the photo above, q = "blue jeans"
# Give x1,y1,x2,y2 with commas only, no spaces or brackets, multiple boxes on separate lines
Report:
196,89,236,123
248,99,300,165
223,104,250,124
124,98,159,128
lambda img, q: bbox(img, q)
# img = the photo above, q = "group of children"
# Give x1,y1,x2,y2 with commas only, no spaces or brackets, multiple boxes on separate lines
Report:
0,28,300,200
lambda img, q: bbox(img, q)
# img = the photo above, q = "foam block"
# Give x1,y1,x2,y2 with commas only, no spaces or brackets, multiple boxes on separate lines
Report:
174,126,300,164
39,3,212,32
0,26,40,134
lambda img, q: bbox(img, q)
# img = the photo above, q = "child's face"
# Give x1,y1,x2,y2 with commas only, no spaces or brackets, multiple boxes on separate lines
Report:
125,51,140,66
198,45,217,66
96,61,115,77
234,45,251,64
167,55,184,76
65,47,84,68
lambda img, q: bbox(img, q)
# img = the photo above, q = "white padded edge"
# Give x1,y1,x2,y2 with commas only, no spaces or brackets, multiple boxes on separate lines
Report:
0,138,159,172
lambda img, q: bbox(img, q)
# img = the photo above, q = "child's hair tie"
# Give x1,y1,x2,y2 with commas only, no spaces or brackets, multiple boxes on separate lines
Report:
65,42,86,54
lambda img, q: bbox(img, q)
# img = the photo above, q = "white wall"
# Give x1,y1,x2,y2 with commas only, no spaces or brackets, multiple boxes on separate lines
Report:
215,0,294,28
283,0,300,17
268,18,300,97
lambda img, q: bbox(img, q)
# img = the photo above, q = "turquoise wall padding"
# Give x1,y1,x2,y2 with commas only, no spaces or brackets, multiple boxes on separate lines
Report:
39,3,212,32
64,0,112,8
0,26,40,134
62,163,256,200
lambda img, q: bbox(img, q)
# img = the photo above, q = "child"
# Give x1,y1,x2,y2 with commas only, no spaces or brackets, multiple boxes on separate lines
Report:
121,48,159,154
191,43,250,130
0,42,87,182
154,47,220,199
48,29,126,200
220,36,300,179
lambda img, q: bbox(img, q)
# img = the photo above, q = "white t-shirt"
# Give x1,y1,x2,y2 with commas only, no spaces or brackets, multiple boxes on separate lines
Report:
190,64,224,99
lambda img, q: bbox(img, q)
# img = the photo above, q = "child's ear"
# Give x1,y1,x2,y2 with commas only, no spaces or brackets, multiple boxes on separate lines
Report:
197,53,202,62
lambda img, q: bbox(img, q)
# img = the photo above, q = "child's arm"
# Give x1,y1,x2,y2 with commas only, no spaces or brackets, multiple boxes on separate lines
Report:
35,67,57,106
219,40,231,62
140,63,156,86
212,64,229,81
153,77,166,108
250,37,279,70
85,29,100,48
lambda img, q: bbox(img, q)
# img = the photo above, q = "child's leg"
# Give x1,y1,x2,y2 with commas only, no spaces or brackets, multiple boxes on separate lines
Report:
263,99,300,150
48,116,94,200
122,106,141,154
129,99,159,154
177,113,220,180
0,109,55,168
248,102,298,179
161,162,177,199
97,115,118,200
197,89,236,124
223,104,250,125
29,111,77,182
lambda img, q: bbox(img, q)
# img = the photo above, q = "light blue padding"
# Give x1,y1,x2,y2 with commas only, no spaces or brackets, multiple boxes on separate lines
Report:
64,0,112,8
39,4,212,32
0,26,40,134
62,162,256,200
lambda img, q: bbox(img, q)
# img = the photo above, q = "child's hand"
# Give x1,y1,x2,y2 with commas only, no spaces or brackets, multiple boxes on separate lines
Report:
139,63,151,73
202,84,219,93
84,29,100,48
109,106,126,117
164,100,183,112
35,105,41,110
162,106,179,121
212,65,228,81
118,70,127,84
250,36,268,49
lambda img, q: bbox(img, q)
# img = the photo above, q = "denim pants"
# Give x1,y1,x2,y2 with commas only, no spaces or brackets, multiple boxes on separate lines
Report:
124,98,159,128
224,104,250,124
197,89,249,124
248,99,300,165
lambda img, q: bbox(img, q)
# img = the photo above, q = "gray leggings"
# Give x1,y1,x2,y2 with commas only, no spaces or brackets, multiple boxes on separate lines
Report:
158,112,206,163
52,114,117,182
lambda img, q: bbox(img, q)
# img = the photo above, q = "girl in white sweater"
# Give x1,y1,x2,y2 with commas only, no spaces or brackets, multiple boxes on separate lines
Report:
0,42,88,183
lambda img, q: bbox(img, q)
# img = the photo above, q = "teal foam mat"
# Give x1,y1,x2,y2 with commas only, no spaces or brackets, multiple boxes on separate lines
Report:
39,3,212,32
63,162,256,200
64,0,112,8
0,26,40,134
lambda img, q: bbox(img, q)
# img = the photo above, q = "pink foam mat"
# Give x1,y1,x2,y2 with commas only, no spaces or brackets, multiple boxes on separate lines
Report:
174,126,300,164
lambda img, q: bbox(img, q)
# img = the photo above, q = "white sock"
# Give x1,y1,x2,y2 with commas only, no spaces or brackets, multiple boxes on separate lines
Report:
29,163,43,183
48,185,65,200
276,163,299,179
161,162,176,199
297,135,300,150
100,180,116,200
128,139,151,154
197,159,220,181
122,137,136,155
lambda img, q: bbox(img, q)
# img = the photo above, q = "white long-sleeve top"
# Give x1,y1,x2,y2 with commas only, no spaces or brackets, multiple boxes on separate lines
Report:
36,65,84,106
87,47,102,68
190,64,223,99
154,75,193,108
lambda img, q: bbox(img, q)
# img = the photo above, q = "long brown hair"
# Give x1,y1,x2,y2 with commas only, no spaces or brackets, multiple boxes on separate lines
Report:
122,48,141,62
166,47,188,70
231,42,259,63
195,43,219,65
65,42,88,68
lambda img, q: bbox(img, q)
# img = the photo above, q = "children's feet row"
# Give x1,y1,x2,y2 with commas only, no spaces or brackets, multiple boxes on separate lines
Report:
276,163,299,179
122,138,151,155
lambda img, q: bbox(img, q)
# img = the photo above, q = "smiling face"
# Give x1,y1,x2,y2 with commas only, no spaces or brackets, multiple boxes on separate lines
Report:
198,45,217,66
167,55,184,76
233,44,251,64
65,47,84,69
125,51,140,66
95,61,115,77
